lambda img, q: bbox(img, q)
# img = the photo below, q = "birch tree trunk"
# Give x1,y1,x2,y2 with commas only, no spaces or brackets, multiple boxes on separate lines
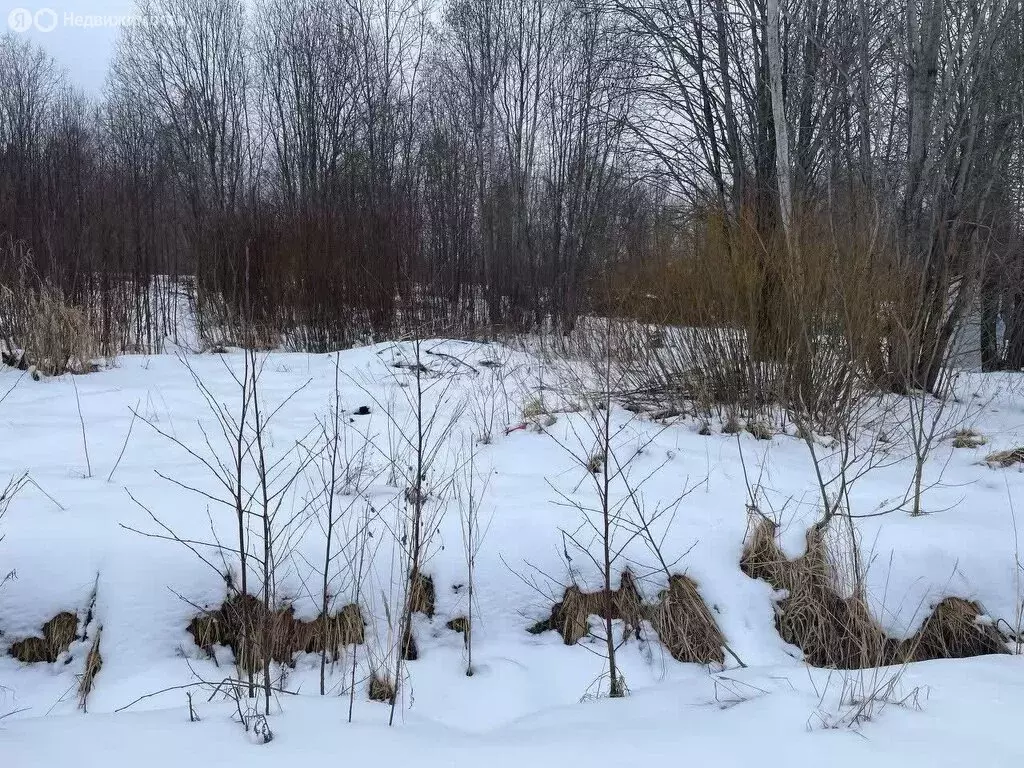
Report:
766,0,793,243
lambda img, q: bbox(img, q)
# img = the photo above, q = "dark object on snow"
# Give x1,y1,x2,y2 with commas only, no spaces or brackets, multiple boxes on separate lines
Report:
446,617,470,647
354,405,370,416
393,361,429,373
369,674,396,703
187,594,365,671
401,626,419,660
9,611,79,663
741,519,1009,668
408,571,436,617
2,350,28,371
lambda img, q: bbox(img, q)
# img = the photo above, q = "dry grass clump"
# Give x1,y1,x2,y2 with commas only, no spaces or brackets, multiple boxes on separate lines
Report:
368,673,396,703
187,594,365,671
446,616,470,647
9,636,49,663
746,421,774,441
9,610,79,663
26,285,100,375
533,571,646,645
522,396,547,420
401,625,419,661
397,570,433,661
985,448,1024,467
314,603,365,653
408,571,436,618
739,518,800,591
651,575,725,664
899,597,1006,661
530,570,726,664
1,257,100,375
722,413,742,434
77,628,103,711
45,611,79,654
951,429,986,449
741,519,1007,668
740,519,889,668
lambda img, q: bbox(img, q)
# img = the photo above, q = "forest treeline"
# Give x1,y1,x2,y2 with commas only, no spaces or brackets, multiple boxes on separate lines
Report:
1,0,1023,391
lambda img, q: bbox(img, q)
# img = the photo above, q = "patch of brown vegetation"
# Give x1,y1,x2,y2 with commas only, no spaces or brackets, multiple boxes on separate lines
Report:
900,597,1007,661
187,594,365,672
408,571,436,617
78,627,103,711
313,603,365,654
9,611,79,663
652,575,726,664
722,414,742,434
531,571,726,664
401,625,419,661
446,616,470,646
741,518,1008,668
985,448,1024,467
44,612,78,654
369,674,396,703
10,636,49,663
740,520,888,667
951,429,986,449
538,571,646,645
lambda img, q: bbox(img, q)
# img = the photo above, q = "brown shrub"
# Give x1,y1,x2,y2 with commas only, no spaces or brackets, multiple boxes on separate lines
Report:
27,285,100,375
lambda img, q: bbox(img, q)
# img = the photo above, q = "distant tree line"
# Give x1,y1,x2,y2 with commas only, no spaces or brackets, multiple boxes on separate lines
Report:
1,0,1022,387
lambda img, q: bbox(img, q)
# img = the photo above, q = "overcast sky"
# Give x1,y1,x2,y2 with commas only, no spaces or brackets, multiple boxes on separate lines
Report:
5,0,139,94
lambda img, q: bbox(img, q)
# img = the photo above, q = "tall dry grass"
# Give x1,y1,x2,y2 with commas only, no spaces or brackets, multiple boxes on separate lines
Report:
601,200,912,433
0,240,100,375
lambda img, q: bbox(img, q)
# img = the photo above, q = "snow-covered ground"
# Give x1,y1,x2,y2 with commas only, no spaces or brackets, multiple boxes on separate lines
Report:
2,340,1024,764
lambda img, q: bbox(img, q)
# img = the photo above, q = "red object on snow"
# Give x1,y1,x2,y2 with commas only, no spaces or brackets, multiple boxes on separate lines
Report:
504,422,528,435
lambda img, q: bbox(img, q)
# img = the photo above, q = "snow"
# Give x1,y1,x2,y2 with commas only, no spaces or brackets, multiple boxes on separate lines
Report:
2,340,1024,762
6,657,1024,765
